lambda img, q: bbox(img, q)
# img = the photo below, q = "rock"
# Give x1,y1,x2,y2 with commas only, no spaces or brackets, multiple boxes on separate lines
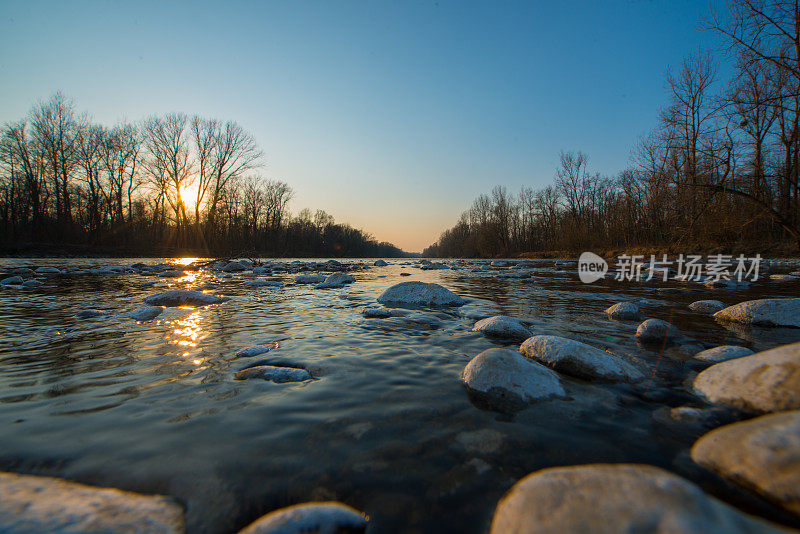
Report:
689,300,727,314
489,464,786,534
235,365,312,383
12,268,34,276
35,266,61,276
0,471,184,533
144,290,224,307
75,309,105,319
454,429,503,454
462,348,565,407
1,276,23,285
714,298,800,328
21,280,43,287
400,272,411,276
295,274,326,284
472,316,532,340
362,307,392,318
238,501,367,534
234,344,277,358
115,306,163,321
636,318,684,343
158,270,183,278
691,411,800,517
377,281,465,307
605,302,641,320
694,345,755,363
222,261,247,272
374,260,388,266
519,335,644,383
315,272,355,289
693,341,800,413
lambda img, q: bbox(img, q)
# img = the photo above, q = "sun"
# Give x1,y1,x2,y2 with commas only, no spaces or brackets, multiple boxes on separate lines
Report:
180,181,201,214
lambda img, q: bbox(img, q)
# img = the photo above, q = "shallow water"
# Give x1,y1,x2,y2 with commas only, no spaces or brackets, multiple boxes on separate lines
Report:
1,258,799,533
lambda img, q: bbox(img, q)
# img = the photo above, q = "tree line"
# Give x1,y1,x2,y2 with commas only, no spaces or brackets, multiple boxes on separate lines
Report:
425,0,800,258
0,93,403,257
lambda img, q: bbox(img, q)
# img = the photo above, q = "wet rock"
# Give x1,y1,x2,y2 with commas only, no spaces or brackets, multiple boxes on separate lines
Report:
377,281,465,307
400,272,411,277
0,471,184,533
144,290,224,307
235,365,312,383
315,272,355,289
1,276,23,285
222,261,247,272
35,266,61,276
694,345,754,364
374,259,388,266
693,341,800,413
471,316,532,340
605,302,641,320
691,410,800,517
21,280,43,288
12,268,34,277
238,501,367,534
714,298,800,328
234,344,277,358
114,306,163,321
295,274,326,284
462,348,565,408
636,318,684,343
489,463,786,534
688,300,726,314
158,270,183,278
75,309,105,319
362,307,392,318
519,335,645,383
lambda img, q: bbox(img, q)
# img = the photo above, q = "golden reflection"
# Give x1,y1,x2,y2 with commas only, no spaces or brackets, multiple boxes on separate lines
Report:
176,257,200,266
172,310,202,348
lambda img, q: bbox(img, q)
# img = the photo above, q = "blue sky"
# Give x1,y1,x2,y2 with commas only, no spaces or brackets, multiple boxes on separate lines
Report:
0,0,727,251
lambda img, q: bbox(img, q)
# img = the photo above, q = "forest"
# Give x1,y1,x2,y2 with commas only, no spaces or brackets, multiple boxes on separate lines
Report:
425,0,800,258
0,96,404,258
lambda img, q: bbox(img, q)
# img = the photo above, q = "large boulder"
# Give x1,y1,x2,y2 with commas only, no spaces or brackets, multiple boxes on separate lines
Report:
377,281,465,307
519,335,644,383
489,464,787,534
0,471,184,533
636,318,684,343
604,302,641,320
714,298,800,328
694,345,754,364
691,411,800,518
472,316,532,340
315,272,355,289
693,341,800,413
144,290,224,307
238,501,367,534
689,300,726,314
373,259,388,267
462,348,565,407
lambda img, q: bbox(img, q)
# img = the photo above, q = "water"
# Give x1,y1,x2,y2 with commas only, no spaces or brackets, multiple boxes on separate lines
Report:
1,258,799,533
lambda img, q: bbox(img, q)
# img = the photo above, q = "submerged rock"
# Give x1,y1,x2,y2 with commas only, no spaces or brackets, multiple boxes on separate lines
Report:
635,318,684,343
714,298,800,328
377,281,465,307
489,464,786,534
238,501,367,534
693,341,800,413
694,345,754,364
691,411,800,517
295,274,326,284
688,300,727,314
1,276,23,285
75,309,105,319
114,306,163,321
605,302,641,320
21,279,43,287
0,471,184,533
519,335,644,383
462,348,565,408
472,316,532,340
234,344,277,358
144,290,224,307
235,365,312,383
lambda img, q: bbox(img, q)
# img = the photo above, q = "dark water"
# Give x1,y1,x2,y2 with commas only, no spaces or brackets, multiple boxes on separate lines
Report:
1,258,799,533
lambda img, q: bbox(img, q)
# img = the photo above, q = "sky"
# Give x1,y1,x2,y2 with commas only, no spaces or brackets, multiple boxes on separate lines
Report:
0,0,728,252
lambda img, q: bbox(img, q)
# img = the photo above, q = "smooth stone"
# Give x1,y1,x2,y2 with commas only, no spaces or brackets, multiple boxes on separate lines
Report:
693,341,800,413
373,259,388,266
377,281,465,307
35,266,61,275
75,309,105,319
519,335,644,383
400,272,411,276
689,300,726,314
0,471,184,533
295,274,326,284
691,411,800,517
238,501,367,534
472,316,532,340
21,280,43,287
12,268,34,276
462,348,565,406
694,345,755,363
234,344,276,358
144,290,224,307
362,307,392,318
489,464,787,534
1,276,23,285
115,306,164,321
235,365,312,383
605,302,641,320
222,261,247,272
315,272,355,289
636,318,683,342
158,270,183,278
714,298,800,328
